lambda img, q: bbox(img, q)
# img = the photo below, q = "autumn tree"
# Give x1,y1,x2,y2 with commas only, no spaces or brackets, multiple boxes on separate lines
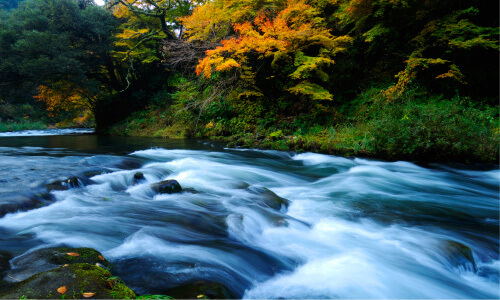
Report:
182,0,352,103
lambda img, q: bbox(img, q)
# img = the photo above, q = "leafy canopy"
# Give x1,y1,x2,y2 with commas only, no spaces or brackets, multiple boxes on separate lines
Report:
184,0,352,101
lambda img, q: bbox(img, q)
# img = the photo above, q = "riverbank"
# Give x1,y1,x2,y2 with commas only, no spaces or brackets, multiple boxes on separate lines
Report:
0,121,93,134
106,88,499,164
0,120,48,132
0,103,94,133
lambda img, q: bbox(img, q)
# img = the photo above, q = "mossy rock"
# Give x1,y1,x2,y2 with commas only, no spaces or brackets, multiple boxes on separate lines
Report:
0,263,135,299
6,247,110,282
163,281,233,299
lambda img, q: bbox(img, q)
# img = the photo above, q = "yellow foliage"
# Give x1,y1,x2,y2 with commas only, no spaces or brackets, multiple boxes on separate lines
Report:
189,0,351,101
287,81,333,101
115,28,149,40
180,0,272,42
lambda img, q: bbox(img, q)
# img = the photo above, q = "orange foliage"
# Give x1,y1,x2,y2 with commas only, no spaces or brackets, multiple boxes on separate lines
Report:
180,0,270,42
189,0,352,100
35,82,92,116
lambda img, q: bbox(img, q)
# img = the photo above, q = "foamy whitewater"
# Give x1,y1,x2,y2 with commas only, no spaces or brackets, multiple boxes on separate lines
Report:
0,132,498,298
0,128,94,137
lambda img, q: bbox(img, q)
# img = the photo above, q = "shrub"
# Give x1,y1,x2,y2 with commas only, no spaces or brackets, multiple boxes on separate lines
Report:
370,99,499,162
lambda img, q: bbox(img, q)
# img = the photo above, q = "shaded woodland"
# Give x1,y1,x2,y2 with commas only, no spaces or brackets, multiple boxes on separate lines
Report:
0,0,498,161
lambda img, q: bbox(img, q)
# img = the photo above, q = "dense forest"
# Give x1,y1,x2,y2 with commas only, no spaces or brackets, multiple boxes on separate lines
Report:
0,0,498,162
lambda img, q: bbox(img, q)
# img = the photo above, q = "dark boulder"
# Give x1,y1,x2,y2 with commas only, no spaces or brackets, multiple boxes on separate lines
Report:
133,172,145,184
45,176,89,191
151,180,182,194
112,158,143,170
5,247,110,283
163,281,233,299
0,263,135,299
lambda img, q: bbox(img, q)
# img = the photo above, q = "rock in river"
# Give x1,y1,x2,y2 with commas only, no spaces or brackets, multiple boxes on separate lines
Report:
151,179,182,194
1,247,135,299
0,263,135,299
45,176,93,191
5,247,110,283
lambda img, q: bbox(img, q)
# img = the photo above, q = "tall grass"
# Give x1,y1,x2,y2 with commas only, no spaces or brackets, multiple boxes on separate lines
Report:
0,121,47,132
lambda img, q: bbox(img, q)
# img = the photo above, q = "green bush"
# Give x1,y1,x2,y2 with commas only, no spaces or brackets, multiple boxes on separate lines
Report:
370,99,499,162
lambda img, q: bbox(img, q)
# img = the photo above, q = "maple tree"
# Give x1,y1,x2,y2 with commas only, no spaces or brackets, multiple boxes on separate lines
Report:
184,0,352,102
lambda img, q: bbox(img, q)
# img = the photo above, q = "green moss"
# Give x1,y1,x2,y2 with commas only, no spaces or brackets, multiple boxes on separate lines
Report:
0,264,136,299
44,247,110,268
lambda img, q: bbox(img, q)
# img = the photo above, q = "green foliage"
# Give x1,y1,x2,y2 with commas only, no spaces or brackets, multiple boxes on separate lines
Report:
369,97,499,161
0,0,119,120
0,0,497,163
0,0,21,10
0,120,47,132
288,81,333,101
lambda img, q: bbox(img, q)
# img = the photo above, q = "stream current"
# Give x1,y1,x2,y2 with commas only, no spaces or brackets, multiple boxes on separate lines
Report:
0,129,498,298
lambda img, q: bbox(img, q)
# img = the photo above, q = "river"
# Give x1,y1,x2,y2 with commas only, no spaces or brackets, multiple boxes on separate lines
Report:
0,129,498,298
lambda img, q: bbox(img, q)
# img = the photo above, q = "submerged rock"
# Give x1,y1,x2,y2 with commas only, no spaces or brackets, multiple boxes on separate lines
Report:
5,247,110,283
0,263,135,299
151,179,182,194
443,241,477,272
0,192,56,218
163,280,233,299
45,176,91,191
249,186,289,210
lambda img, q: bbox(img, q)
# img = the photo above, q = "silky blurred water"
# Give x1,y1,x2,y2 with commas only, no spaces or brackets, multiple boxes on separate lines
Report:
0,130,498,298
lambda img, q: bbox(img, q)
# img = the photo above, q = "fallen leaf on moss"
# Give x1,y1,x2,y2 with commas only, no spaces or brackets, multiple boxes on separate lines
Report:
98,255,105,261
66,252,80,257
57,286,67,294
82,292,96,298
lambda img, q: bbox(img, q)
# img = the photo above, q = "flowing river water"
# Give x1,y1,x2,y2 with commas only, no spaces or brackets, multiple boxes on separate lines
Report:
0,129,498,298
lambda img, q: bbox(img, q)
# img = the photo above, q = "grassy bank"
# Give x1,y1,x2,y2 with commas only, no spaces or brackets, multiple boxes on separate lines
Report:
107,85,499,164
0,120,48,132
0,102,94,132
